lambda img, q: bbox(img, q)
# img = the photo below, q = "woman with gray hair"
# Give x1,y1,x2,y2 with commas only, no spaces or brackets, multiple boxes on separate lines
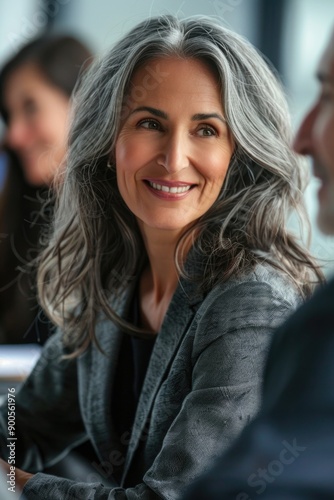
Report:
0,15,322,499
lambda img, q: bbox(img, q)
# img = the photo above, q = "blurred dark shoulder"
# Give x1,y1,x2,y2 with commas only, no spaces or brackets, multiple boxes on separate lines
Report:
0,146,52,344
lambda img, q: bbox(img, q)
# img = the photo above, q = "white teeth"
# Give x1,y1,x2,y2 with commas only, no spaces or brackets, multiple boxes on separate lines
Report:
149,181,191,193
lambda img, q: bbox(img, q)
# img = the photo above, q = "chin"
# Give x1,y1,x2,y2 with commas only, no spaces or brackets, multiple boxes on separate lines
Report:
23,164,52,186
23,172,46,187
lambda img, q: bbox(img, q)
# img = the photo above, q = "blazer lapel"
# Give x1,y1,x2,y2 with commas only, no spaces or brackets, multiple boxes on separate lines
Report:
79,287,133,463
122,275,204,480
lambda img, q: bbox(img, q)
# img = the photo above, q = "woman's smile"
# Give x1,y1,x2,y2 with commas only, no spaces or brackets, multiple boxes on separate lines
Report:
144,178,196,199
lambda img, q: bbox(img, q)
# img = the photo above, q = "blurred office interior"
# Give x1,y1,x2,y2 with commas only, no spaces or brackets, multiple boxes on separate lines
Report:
0,0,333,273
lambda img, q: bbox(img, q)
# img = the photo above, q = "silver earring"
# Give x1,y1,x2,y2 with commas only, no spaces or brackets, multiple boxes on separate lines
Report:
107,162,113,169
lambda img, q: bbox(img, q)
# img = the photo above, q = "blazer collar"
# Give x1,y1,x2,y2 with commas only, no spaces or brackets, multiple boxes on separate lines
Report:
82,250,206,472
79,287,131,464
122,260,206,479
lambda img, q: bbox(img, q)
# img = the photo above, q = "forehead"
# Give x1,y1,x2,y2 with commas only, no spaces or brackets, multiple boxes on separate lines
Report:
128,57,222,108
4,63,48,102
317,30,334,83
5,62,46,88
134,57,218,86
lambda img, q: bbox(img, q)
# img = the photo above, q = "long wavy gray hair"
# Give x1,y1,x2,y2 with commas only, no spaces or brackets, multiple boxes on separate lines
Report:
38,15,323,355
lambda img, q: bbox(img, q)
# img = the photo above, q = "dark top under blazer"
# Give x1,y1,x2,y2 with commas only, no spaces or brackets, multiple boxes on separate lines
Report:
0,262,301,499
183,277,334,500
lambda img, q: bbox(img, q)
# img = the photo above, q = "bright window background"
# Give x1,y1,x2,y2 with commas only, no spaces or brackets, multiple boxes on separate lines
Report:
282,0,334,275
56,0,260,52
0,0,39,63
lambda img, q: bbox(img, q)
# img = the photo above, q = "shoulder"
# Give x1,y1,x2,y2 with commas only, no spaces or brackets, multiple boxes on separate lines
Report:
186,265,301,374
197,263,301,326
187,264,302,357
227,262,299,299
268,275,334,352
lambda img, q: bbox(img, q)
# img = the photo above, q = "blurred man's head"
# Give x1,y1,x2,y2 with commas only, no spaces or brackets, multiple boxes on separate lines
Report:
294,29,334,235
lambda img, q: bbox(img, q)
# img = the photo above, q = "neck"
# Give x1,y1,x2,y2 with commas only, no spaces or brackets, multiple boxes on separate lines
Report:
137,223,193,333
139,226,182,300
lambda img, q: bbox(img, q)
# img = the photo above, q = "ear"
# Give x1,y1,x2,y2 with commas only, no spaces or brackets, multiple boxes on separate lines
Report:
107,152,116,169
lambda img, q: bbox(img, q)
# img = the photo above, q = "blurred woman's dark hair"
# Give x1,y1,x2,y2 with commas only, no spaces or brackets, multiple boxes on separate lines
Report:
0,34,93,344
0,34,93,124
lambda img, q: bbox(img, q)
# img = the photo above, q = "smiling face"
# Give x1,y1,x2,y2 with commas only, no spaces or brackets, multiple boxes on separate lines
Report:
4,62,70,186
293,30,334,234
115,57,234,238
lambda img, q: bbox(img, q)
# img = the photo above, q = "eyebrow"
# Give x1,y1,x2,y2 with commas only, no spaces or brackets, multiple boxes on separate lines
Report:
192,112,226,124
130,106,226,123
131,106,167,119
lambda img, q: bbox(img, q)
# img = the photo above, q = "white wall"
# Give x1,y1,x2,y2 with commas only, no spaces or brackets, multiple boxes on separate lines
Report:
0,0,44,64
56,0,260,52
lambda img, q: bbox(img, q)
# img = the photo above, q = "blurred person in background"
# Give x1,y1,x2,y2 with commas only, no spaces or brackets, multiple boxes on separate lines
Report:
183,24,334,500
0,15,323,499
0,34,93,344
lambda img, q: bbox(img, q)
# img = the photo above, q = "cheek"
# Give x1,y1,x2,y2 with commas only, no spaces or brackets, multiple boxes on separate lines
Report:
115,141,135,198
31,114,62,146
324,120,334,160
315,112,334,160
204,148,232,185
116,136,151,175
115,134,135,165
53,113,69,142
115,142,131,170
40,100,69,142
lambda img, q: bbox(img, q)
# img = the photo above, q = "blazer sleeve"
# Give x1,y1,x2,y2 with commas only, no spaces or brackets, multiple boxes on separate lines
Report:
141,279,297,498
22,278,298,499
0,332,87,472
181,280,334,500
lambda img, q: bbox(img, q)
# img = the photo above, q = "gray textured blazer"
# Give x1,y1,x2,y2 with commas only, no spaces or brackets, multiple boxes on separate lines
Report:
0,264,301,499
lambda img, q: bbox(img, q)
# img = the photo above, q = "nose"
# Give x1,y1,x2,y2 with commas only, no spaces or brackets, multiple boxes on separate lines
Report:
293,104,317,156
5,116,31,151
157,131,190,173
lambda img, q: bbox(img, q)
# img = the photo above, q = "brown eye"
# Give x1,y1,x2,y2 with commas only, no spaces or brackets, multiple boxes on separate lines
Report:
23,98,38,116
138,119,162,130
197,125,217,137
